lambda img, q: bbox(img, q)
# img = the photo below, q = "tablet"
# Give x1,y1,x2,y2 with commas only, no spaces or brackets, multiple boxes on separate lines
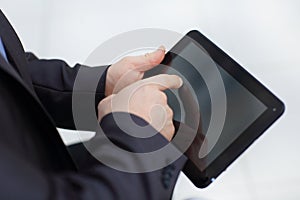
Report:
145,30,285,188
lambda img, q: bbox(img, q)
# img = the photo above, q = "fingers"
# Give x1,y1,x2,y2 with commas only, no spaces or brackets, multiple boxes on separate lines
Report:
141,74,183,91
149,104,175,141
124,45,166,71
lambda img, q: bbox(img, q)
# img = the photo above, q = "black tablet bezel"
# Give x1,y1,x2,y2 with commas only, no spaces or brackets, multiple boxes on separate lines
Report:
165,30,285,188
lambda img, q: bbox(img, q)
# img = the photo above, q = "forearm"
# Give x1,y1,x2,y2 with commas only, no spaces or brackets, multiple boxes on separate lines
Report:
25,52,108,130
68,112,187,199
0,112,186,200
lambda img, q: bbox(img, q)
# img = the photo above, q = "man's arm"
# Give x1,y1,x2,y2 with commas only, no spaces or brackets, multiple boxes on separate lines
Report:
0,113,186,200
25,47,165,130
25,52,108,130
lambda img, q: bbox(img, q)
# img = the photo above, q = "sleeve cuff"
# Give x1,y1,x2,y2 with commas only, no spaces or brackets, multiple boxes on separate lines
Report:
95,65,110,103
99,112,170,153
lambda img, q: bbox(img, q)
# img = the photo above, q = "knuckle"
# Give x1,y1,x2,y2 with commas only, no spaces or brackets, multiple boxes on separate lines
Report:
170,125,175,134
167,106,173,117
160,92,167,103
142,84,153,92
160,121,175,141
147,56,157,65
121,56,132,64
98,99,106,110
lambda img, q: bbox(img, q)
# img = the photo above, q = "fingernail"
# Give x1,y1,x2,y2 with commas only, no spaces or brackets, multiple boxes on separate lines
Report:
158,45,166,52
178,77,183,87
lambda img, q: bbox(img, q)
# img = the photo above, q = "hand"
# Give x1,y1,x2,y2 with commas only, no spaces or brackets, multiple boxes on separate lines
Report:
105,46,166,96
98,74,183,141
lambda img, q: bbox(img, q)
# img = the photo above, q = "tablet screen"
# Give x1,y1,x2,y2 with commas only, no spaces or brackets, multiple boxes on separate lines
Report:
145,31,284,187
163,41,267,171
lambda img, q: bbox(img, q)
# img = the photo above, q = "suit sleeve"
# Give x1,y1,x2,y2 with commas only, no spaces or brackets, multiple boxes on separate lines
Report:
25,52,109,130
0,113,187,200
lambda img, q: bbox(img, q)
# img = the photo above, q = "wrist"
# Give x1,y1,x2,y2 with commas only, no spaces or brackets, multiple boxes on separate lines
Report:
105,66,115,96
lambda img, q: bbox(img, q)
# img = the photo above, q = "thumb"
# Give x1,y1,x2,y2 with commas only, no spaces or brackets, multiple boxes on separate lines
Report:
142,74,183,91
129,45,166,71
97,94,116,122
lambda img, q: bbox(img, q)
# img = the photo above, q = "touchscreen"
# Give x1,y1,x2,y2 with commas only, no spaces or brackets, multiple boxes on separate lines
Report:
156,40,267,171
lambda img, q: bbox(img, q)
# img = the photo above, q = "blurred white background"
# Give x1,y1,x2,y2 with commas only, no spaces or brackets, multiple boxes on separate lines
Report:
1,0,299,199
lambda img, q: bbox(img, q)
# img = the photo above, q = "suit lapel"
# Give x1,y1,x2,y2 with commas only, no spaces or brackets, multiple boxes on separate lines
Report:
0,10,52,125
0,10,40,99
0,10,77,170
0,10,57,126
0,52,22,81
0,10,34,90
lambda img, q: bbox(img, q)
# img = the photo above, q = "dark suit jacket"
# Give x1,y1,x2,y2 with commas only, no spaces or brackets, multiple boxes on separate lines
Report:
0,10,186,200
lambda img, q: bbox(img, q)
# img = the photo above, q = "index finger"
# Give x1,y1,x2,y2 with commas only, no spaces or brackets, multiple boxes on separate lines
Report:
141,74,183,91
